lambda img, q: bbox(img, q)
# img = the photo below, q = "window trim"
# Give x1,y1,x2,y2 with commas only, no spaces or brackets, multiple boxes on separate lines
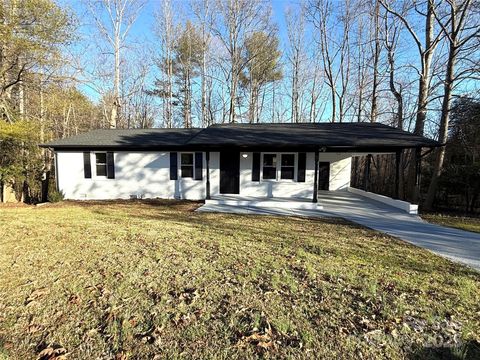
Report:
261,153,278,181
179,152,195,179
260,152,297,182
93,151,108,178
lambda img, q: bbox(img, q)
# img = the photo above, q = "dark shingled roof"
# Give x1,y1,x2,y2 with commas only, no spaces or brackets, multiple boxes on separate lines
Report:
41,122,440,150
41,128,202,149
188,122,440,149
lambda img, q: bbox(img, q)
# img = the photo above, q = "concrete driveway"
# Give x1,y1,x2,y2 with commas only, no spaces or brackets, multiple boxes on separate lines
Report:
318,191,480,270
198,191,480,271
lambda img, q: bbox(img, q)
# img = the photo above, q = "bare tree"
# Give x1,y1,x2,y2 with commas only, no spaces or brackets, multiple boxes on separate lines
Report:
383,9,403,129
380,0,443,136
192,0,216,127
309,0,354,123
213,0,270,123
285,5,306,123
369,0,381,123
86,0,145,129
152,0,178,128
380,0,444,201
121,48,155,128
424,0,479,209
352,6,369,123
310,0,336,122
308,50,325,123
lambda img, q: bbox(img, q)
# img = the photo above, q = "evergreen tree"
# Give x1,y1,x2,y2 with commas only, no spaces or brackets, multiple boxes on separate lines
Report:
172,21,204,128
241,31,282,123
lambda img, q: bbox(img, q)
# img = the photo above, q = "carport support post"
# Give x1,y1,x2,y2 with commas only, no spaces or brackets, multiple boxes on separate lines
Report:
414,147,422,202
205,151,211,200
313,150,319,203
364,154,372,192
395,150,401,199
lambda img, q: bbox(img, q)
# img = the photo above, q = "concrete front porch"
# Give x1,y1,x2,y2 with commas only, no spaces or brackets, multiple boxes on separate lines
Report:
205,195,322,210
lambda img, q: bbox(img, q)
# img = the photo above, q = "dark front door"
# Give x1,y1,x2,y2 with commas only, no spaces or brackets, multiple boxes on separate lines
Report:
318,162,330,191
220,151,240,194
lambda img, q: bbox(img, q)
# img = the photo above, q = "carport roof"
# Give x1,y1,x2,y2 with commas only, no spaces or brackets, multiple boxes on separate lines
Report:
41,122,440,151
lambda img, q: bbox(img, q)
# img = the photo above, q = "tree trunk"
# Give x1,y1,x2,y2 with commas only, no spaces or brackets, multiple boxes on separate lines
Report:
424,15,457,209
370,0,380,123
330,88,336,123
201,46,207,126
184,67,192,128
167,54,173,128
386,40,403,128
112,24,121,129
229,71,237,123
406,0,436,201
291,53,299,123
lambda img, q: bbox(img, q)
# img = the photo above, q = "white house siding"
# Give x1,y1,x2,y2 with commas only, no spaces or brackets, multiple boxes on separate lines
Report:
56,151,220,200
238,152,351,198
209,151,221,196
239,152,316,198
318,153,352,191
56,150,351,200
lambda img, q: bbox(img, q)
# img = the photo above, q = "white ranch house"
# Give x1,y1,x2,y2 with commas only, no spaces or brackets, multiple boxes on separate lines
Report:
42,123,439,212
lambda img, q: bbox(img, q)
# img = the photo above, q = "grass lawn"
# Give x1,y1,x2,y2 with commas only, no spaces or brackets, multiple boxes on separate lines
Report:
421,213,480,233
1,200,479,359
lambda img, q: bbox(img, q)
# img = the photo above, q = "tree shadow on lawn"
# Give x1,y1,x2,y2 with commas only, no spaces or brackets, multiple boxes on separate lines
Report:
72,199,480,278
87,200,367,243
409,340,480,360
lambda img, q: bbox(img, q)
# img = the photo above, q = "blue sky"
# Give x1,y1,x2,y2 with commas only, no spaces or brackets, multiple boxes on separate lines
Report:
64,0,479,130
69,0,295,103
128,0,292,50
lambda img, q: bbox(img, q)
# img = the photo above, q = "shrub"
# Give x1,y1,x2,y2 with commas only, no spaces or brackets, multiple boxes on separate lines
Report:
48,189,64,203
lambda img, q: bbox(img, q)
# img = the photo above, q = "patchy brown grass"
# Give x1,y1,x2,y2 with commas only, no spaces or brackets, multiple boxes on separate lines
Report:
0,202,31,208
422,213,480,234
0,200,479,359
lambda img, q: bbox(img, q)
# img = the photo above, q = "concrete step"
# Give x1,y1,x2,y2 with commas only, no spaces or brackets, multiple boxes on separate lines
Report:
205,198,322,210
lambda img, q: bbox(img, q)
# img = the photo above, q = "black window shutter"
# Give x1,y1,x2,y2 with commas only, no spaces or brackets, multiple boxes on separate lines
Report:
170,152,178,180
194,152,203,180
252,152,260,181
297,152,306,182
107,152,115,179
83,152,91,179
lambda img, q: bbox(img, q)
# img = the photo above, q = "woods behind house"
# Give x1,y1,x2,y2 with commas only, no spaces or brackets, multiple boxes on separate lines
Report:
0,0,479,213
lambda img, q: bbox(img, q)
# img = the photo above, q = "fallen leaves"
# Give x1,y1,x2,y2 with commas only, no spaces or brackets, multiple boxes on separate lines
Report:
168,287,199,305
237,320,277,353
25,288,50,306
242,331,276,350
235,311,303,354
27,323,44,334
37,344,67,360
1,201,479,359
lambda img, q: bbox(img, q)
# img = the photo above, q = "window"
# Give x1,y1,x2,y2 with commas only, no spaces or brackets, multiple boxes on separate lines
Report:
281,154,295,180
262,154,277,180
95,153,107,176
181,153,194,178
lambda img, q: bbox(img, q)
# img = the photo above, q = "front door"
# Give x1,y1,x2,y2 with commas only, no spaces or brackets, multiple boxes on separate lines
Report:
220,151,240,194
318,162,330,191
